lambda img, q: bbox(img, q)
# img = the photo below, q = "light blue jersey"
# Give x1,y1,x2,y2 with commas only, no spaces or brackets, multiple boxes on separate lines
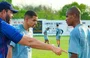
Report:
56,28,63,40
68,24,90,58
44,30,48,40
10,24,32,58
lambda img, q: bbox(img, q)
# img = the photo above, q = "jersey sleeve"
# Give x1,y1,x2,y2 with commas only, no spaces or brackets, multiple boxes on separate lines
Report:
10,41,16,48
1,21,23,43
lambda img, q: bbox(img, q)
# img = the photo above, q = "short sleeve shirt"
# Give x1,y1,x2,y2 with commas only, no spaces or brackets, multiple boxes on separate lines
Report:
0,18,23,58
68,24,90,58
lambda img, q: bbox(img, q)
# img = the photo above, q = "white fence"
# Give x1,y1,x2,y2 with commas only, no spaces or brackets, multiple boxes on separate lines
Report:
11,19,90,36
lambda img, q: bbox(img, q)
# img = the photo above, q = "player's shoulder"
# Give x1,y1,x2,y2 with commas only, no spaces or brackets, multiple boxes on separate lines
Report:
73,24,88,33
74,24,82,30
15,24,23,29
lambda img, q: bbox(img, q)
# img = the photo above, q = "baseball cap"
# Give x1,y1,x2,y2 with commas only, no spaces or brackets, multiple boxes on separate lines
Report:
0,1,18,13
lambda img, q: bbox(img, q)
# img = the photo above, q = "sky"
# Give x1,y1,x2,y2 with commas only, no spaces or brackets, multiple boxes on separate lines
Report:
12,0,90,10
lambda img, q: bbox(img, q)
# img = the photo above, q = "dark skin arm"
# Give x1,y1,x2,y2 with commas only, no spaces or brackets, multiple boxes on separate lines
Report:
70,53,78,58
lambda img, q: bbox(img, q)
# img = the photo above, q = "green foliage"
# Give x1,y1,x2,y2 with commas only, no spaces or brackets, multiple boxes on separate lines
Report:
7,0,12,3
12,2,90,20
22,5,60,20
13,9,26,19
59,2,90,20
0,0,11,3
0,0,2,2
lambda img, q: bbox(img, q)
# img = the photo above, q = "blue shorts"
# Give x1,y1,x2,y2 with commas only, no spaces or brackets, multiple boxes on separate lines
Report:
44,35,48,40
56,36,61,40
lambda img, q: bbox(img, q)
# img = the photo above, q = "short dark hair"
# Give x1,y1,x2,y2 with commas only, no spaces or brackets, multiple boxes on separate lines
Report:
46,27,50,30
24,10,37,18
56,24,59,27
68,6,81,18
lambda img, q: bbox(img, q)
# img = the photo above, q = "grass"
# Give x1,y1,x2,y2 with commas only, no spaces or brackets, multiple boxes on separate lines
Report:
32,36,69,58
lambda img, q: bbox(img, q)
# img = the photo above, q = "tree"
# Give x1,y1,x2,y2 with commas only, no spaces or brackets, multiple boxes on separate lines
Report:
0,0,12,3
12,2,90,20
22,5,60,20
58,2,90,20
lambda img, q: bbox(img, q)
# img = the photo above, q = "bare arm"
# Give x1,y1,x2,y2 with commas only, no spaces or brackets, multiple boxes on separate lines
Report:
18,35,62,55
7,46,13,58
70,53,78,58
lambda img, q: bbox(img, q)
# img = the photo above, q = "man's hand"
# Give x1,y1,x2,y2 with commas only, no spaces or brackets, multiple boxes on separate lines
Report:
51,46,62,55
51,44,68,55
62,49,68,54
51,45,68,55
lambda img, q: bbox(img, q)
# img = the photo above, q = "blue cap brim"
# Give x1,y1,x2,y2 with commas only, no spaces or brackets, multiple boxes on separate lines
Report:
0,1,18,13
11,9,18,13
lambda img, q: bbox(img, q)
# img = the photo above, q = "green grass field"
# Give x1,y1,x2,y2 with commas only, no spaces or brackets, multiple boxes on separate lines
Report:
32,36,69,58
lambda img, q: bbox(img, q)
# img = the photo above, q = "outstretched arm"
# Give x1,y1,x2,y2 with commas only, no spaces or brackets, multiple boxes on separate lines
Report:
7,46,13,58
18,35,62,55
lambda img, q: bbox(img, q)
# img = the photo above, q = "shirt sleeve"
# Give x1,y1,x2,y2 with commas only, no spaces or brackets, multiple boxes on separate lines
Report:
68,30,81,55
10,41,16,48
1,21,23,43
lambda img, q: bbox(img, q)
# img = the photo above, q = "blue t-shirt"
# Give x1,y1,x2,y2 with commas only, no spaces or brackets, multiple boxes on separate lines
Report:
56,28,63,39
44,30,48,40
56,28,63,36
10,24,31,58
68,24,90,58
0,18,23,58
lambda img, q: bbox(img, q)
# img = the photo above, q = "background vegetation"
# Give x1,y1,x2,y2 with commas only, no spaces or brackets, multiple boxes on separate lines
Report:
0,0,90,20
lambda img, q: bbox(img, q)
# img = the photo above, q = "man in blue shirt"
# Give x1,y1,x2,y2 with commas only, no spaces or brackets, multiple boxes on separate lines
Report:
0,1,63,58
56,24,63,47
7,11,36,58
66,6,90,58
0,1,22,58
44,27,50,44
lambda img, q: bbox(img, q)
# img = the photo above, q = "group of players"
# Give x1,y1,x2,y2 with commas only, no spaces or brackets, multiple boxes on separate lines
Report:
0,1,90,58
44,24,63,47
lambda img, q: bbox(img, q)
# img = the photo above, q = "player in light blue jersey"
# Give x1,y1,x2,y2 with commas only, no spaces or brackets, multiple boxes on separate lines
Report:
44,27,50,44
66,6,90,58
56,24,63,47
7,11,37,58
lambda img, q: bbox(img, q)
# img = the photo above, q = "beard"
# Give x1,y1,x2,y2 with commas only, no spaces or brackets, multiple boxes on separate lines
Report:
5,14,10,24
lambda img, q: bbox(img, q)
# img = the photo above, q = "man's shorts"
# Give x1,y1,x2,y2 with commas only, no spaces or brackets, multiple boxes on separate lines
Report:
56,35,61,40
44,35,48,40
